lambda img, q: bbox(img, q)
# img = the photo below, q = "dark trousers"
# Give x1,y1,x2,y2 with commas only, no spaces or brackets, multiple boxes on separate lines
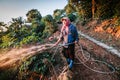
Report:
62,44,75,61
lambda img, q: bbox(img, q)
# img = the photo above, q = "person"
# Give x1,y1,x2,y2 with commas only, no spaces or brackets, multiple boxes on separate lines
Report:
52,17,79,69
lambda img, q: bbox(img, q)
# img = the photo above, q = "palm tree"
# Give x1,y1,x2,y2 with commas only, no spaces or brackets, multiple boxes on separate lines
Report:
8,17,24,32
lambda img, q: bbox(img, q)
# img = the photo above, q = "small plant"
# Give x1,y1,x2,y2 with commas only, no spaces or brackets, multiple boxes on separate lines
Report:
18,52,55,80
0,33,16,48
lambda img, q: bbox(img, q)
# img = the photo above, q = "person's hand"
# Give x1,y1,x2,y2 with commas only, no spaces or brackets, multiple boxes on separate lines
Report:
74,41,78,44
49,36,54,41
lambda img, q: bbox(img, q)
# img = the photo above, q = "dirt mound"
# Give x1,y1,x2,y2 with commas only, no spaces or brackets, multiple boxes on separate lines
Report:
77,18,120,52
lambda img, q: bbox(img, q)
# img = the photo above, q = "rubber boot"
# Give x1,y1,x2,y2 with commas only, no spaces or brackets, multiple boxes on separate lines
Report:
67,58,70,64
69,59,73,69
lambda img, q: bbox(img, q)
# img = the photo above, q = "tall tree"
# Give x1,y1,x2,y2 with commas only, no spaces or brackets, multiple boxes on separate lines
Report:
26,9,42,23
41,15,57,38
67,0,92,19
8,17,23,32
92,0,95,19
64,3,76,15
53,9,65,22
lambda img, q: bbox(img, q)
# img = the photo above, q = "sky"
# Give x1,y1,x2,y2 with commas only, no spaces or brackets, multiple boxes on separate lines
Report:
0,0,68,23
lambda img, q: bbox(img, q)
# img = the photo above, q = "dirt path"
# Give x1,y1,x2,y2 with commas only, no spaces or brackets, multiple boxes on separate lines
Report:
78,31,120,57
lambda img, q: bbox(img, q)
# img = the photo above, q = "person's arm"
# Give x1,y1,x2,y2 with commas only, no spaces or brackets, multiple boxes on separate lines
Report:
74,27,79,44
53,32,63,47
53,38,61,46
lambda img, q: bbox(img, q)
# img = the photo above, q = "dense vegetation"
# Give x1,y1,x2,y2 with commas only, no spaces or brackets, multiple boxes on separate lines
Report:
67,0,120,19
0,9,58,48
18,52,55,80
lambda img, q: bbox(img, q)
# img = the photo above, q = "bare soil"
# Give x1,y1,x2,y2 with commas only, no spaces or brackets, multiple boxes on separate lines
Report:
72,19,120,80
76,19,120,52
52,37,120,80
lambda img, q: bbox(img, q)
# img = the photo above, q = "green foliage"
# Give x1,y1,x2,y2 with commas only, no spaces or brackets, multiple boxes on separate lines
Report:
68,13,77,22
64,3,76,15
68,0,81,3
94,0,113,19
19,33,39,46
18,52,55,79
41,15,58,38
26,9,42,22
31,21,45,36
67,0,120,20
53,9,65,22
114,2,120,17
67,0,92,19
80,0,92,19
0,15,46,48
0,21,32,48
44,15,54,22
7,17,23,33
0,33,16,48
92,0,120,19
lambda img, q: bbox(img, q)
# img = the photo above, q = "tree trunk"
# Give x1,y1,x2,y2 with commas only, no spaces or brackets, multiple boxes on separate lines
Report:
92,0,95,19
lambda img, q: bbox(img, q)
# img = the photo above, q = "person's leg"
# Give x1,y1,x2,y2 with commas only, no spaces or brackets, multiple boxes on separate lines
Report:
62,47,68,58
68,44,75,69
62,47,70,64
62,45,75,69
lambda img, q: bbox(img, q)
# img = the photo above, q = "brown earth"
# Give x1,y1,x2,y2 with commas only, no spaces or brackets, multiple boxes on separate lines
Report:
76,18,120,52
71,37,120,80
51,37,120,80
72,18,120,80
